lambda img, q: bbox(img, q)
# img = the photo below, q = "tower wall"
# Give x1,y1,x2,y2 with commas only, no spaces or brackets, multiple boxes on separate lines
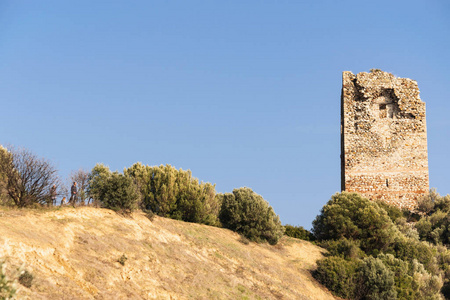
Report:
341,70,429,209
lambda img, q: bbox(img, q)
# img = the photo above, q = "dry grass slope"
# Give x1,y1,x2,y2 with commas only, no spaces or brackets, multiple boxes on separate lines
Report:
0,207,336,299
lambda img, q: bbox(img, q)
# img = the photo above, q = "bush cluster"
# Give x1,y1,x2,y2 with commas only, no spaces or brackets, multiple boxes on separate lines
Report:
88,164,139,213
313,192,447,299
95,163,284,245
284,225,314,241
124,163,220,225
1,144,286,246
415,189,450,245
218,187,284,245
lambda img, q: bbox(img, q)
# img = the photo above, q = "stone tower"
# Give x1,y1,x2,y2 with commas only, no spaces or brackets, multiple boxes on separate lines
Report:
341,69,429,209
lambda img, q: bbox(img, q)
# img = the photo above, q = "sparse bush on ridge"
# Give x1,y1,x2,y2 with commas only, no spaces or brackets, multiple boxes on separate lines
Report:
218,187,284,245
118,254,127,266
284,224,314,241
18,269,33,288
125,163,220,226
87,164,139,212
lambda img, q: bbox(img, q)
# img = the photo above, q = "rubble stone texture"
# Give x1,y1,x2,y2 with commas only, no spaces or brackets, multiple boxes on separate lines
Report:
341,69,429,209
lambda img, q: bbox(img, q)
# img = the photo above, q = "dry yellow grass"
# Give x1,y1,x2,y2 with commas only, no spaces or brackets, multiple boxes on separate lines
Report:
0,207,336,299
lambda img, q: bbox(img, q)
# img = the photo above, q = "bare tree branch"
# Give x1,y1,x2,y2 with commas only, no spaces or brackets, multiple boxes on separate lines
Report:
0,146,62,207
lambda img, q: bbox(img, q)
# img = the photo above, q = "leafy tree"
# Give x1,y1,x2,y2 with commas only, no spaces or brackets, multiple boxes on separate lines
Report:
376,201,405,223
377,253,416,299
0,146,62,207
314,256,360,299
414,190,450,247
284,225,315,241
125,163,220,225
312,192,396,254
100,172,139,212
219,187,284,245
87,164,138,212
356,256,397,300
417,189,450,216
321,238,365,260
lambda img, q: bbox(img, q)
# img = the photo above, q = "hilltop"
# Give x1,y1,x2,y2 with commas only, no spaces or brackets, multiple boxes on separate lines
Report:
0,207,336,299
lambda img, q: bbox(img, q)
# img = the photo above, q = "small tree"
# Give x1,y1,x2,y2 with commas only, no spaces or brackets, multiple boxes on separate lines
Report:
314,256,360,299
219,187,284,245
0,146,61,207
87,163,112,205
284,225,315,241
125,163,220,225
68,169,90,205
87,164,139,212
356,257,397,300
99,172,139,212
312,192,396,254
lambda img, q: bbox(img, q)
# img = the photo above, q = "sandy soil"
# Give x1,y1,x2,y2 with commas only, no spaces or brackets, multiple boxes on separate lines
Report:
0,207,336,299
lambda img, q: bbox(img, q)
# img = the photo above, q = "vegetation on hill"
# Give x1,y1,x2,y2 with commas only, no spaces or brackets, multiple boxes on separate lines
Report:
312,192,450,300
0,145,284,245
5,143,450,299
88,164,140,213
124,162,220,226
0,207,337,299
217,187,284,245
284,224,315,241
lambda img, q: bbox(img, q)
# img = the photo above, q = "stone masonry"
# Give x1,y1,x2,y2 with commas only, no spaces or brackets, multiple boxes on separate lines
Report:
341,69,429,209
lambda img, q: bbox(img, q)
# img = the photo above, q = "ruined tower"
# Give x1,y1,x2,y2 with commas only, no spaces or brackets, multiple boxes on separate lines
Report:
341,69,429,209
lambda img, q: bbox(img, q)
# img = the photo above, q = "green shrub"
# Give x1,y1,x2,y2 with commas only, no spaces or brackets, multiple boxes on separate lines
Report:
312,192,447,299
284,225,315,241
118,254,127,266
87,164,113,202
321,238,365,260
394,217,419,240
219,187,284,245
417,189,450,215
238,235,250,245
18,270,33,288
0,261,17,299
125,163,220,226
88,164,139,212
376,201,405,223
410,259,443,299
312,192,395,254
356,256,397,300
377,253,417,299
389,238,437,272
314,256,360,299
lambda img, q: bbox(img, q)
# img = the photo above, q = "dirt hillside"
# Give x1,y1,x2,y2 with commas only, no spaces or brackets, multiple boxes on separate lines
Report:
0,207,336,299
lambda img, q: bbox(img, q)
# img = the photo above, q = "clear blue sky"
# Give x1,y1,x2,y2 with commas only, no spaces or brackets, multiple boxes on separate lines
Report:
1,1,449,229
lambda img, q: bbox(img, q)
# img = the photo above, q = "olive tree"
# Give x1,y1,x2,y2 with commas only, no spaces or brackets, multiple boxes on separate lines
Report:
312,192,396,254
219,187,284,245
87,164,139,212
